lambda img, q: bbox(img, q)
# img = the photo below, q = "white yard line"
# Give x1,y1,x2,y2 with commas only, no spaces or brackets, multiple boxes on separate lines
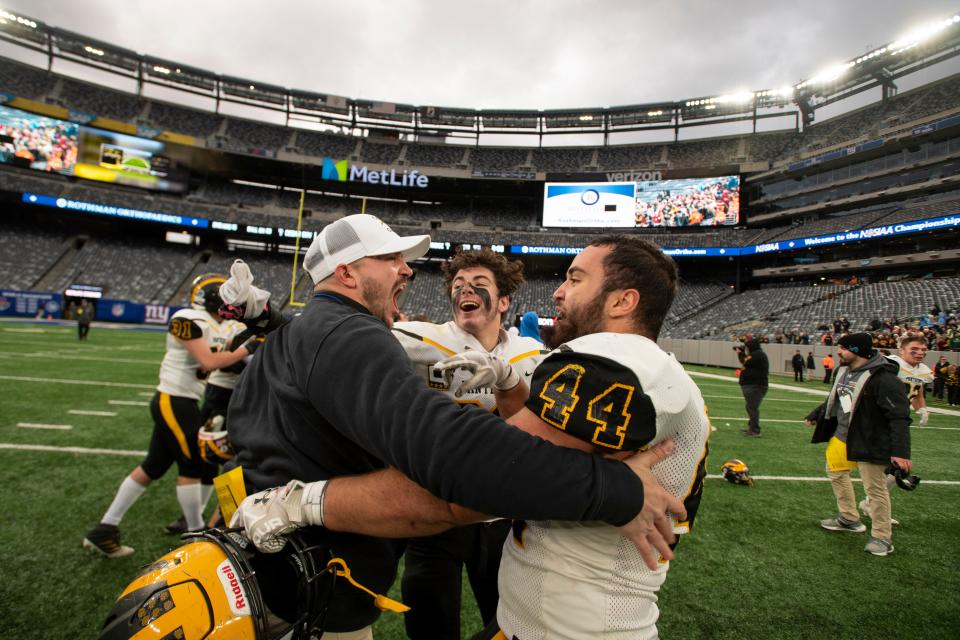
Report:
708,416,959,430
17,422,73,430
0,350,159,365
688,370,960,417
137,392,155,397
706,473,960,486
0,443,145,457
68,410,117,417
108,400,150,407
701,394,820,403
0,375,154,389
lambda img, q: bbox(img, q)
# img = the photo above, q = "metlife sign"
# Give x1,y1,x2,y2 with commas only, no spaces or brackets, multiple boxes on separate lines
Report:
322,156,429,188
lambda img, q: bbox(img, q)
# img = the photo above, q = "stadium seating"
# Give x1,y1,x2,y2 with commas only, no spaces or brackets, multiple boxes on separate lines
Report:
146,102,224,138
59,78,144,122
531,147,595,173
220,119,293,155
404,143,467,167
661,283,854,339
471,147,531,170
0,57,57,100
0,225,69,291
293,129,359,159
596,144,665,170
360,142,402,165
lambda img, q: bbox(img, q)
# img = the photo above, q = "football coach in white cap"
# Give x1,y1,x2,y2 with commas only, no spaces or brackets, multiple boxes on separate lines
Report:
225,214,685,637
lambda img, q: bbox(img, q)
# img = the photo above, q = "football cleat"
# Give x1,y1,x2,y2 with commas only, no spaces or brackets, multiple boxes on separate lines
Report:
83,523,134,558
164,516,188,535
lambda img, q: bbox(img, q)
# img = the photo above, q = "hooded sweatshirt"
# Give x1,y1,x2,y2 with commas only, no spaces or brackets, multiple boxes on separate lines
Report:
807,352,912,463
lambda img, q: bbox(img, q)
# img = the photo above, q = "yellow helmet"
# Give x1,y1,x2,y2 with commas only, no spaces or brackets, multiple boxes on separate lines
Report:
190,274,227,315
97,529,335,640
720,459,754,486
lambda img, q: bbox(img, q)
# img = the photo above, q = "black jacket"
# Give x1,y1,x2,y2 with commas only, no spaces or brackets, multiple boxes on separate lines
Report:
791,354,804,370
806,355,912,463
738,345,769,386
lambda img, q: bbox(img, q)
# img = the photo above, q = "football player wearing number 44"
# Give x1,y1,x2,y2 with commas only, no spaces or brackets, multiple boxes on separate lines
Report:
233,234,710,640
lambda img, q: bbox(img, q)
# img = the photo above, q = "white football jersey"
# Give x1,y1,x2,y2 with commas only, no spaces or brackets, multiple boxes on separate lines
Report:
207,319,250,390
888,354,933,401
393,320,544,413
157,308,234,400
498,333,710,640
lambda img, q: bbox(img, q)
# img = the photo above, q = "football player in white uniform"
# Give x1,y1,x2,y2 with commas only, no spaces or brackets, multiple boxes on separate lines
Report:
490,235,709,640
393,249,545,639
886,333,933,425
165,316,252,535
83,275,254,558
861,333,933,523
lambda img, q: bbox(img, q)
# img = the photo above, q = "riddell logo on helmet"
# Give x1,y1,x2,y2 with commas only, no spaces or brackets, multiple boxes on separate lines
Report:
217,560,250,616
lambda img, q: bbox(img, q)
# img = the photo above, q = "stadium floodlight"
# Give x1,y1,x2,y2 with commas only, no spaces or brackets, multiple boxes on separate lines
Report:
716,91,754,104
83,45,105,56
578,114,593,121
889,15,959,55
647,110,663,116
152,65,171,74
797,61,854,88
0,10,38,28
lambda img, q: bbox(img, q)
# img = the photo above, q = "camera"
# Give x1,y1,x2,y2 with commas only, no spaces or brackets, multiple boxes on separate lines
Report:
885,462,920,491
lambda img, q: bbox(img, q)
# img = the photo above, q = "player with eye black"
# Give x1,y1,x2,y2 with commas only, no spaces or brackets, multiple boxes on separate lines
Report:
392,249,545,640
82,274,254,558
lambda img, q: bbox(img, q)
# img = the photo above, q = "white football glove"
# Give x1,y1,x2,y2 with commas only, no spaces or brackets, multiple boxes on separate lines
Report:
433,350,520,397
916,407,930,426
220,259,271,320
229,479,327,553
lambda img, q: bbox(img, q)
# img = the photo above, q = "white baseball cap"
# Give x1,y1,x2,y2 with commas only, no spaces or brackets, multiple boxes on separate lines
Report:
303,214,431,284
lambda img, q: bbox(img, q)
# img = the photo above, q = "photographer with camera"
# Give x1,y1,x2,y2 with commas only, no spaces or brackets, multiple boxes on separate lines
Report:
804,333,912,557
735,338,768,437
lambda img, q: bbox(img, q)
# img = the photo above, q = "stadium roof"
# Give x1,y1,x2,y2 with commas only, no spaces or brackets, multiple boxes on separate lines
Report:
1,8,959,138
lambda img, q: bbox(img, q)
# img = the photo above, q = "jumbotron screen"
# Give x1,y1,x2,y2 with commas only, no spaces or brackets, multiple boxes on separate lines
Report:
0,105,186,192
635,175,740,227
542,175,740,228
0,105,78,173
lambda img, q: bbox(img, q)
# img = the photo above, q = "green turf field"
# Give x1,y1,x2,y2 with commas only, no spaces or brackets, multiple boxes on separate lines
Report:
1,320,958,639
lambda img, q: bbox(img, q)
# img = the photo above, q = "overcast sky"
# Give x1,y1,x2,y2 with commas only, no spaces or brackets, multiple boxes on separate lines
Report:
4,0,959,110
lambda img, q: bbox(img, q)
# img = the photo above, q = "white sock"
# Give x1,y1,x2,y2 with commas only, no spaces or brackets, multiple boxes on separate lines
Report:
201,483,215,507
177,483,204,531
101,476,147,526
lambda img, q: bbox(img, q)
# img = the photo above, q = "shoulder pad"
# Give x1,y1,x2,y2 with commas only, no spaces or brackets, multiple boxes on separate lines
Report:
525,349,657,451
169,316,204,341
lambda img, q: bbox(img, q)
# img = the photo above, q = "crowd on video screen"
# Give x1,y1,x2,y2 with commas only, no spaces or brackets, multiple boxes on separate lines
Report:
635,176,740,227
0,107,78,173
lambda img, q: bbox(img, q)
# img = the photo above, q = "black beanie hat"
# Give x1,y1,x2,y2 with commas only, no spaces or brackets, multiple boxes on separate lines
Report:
837,332,875,358
744,338,761,351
